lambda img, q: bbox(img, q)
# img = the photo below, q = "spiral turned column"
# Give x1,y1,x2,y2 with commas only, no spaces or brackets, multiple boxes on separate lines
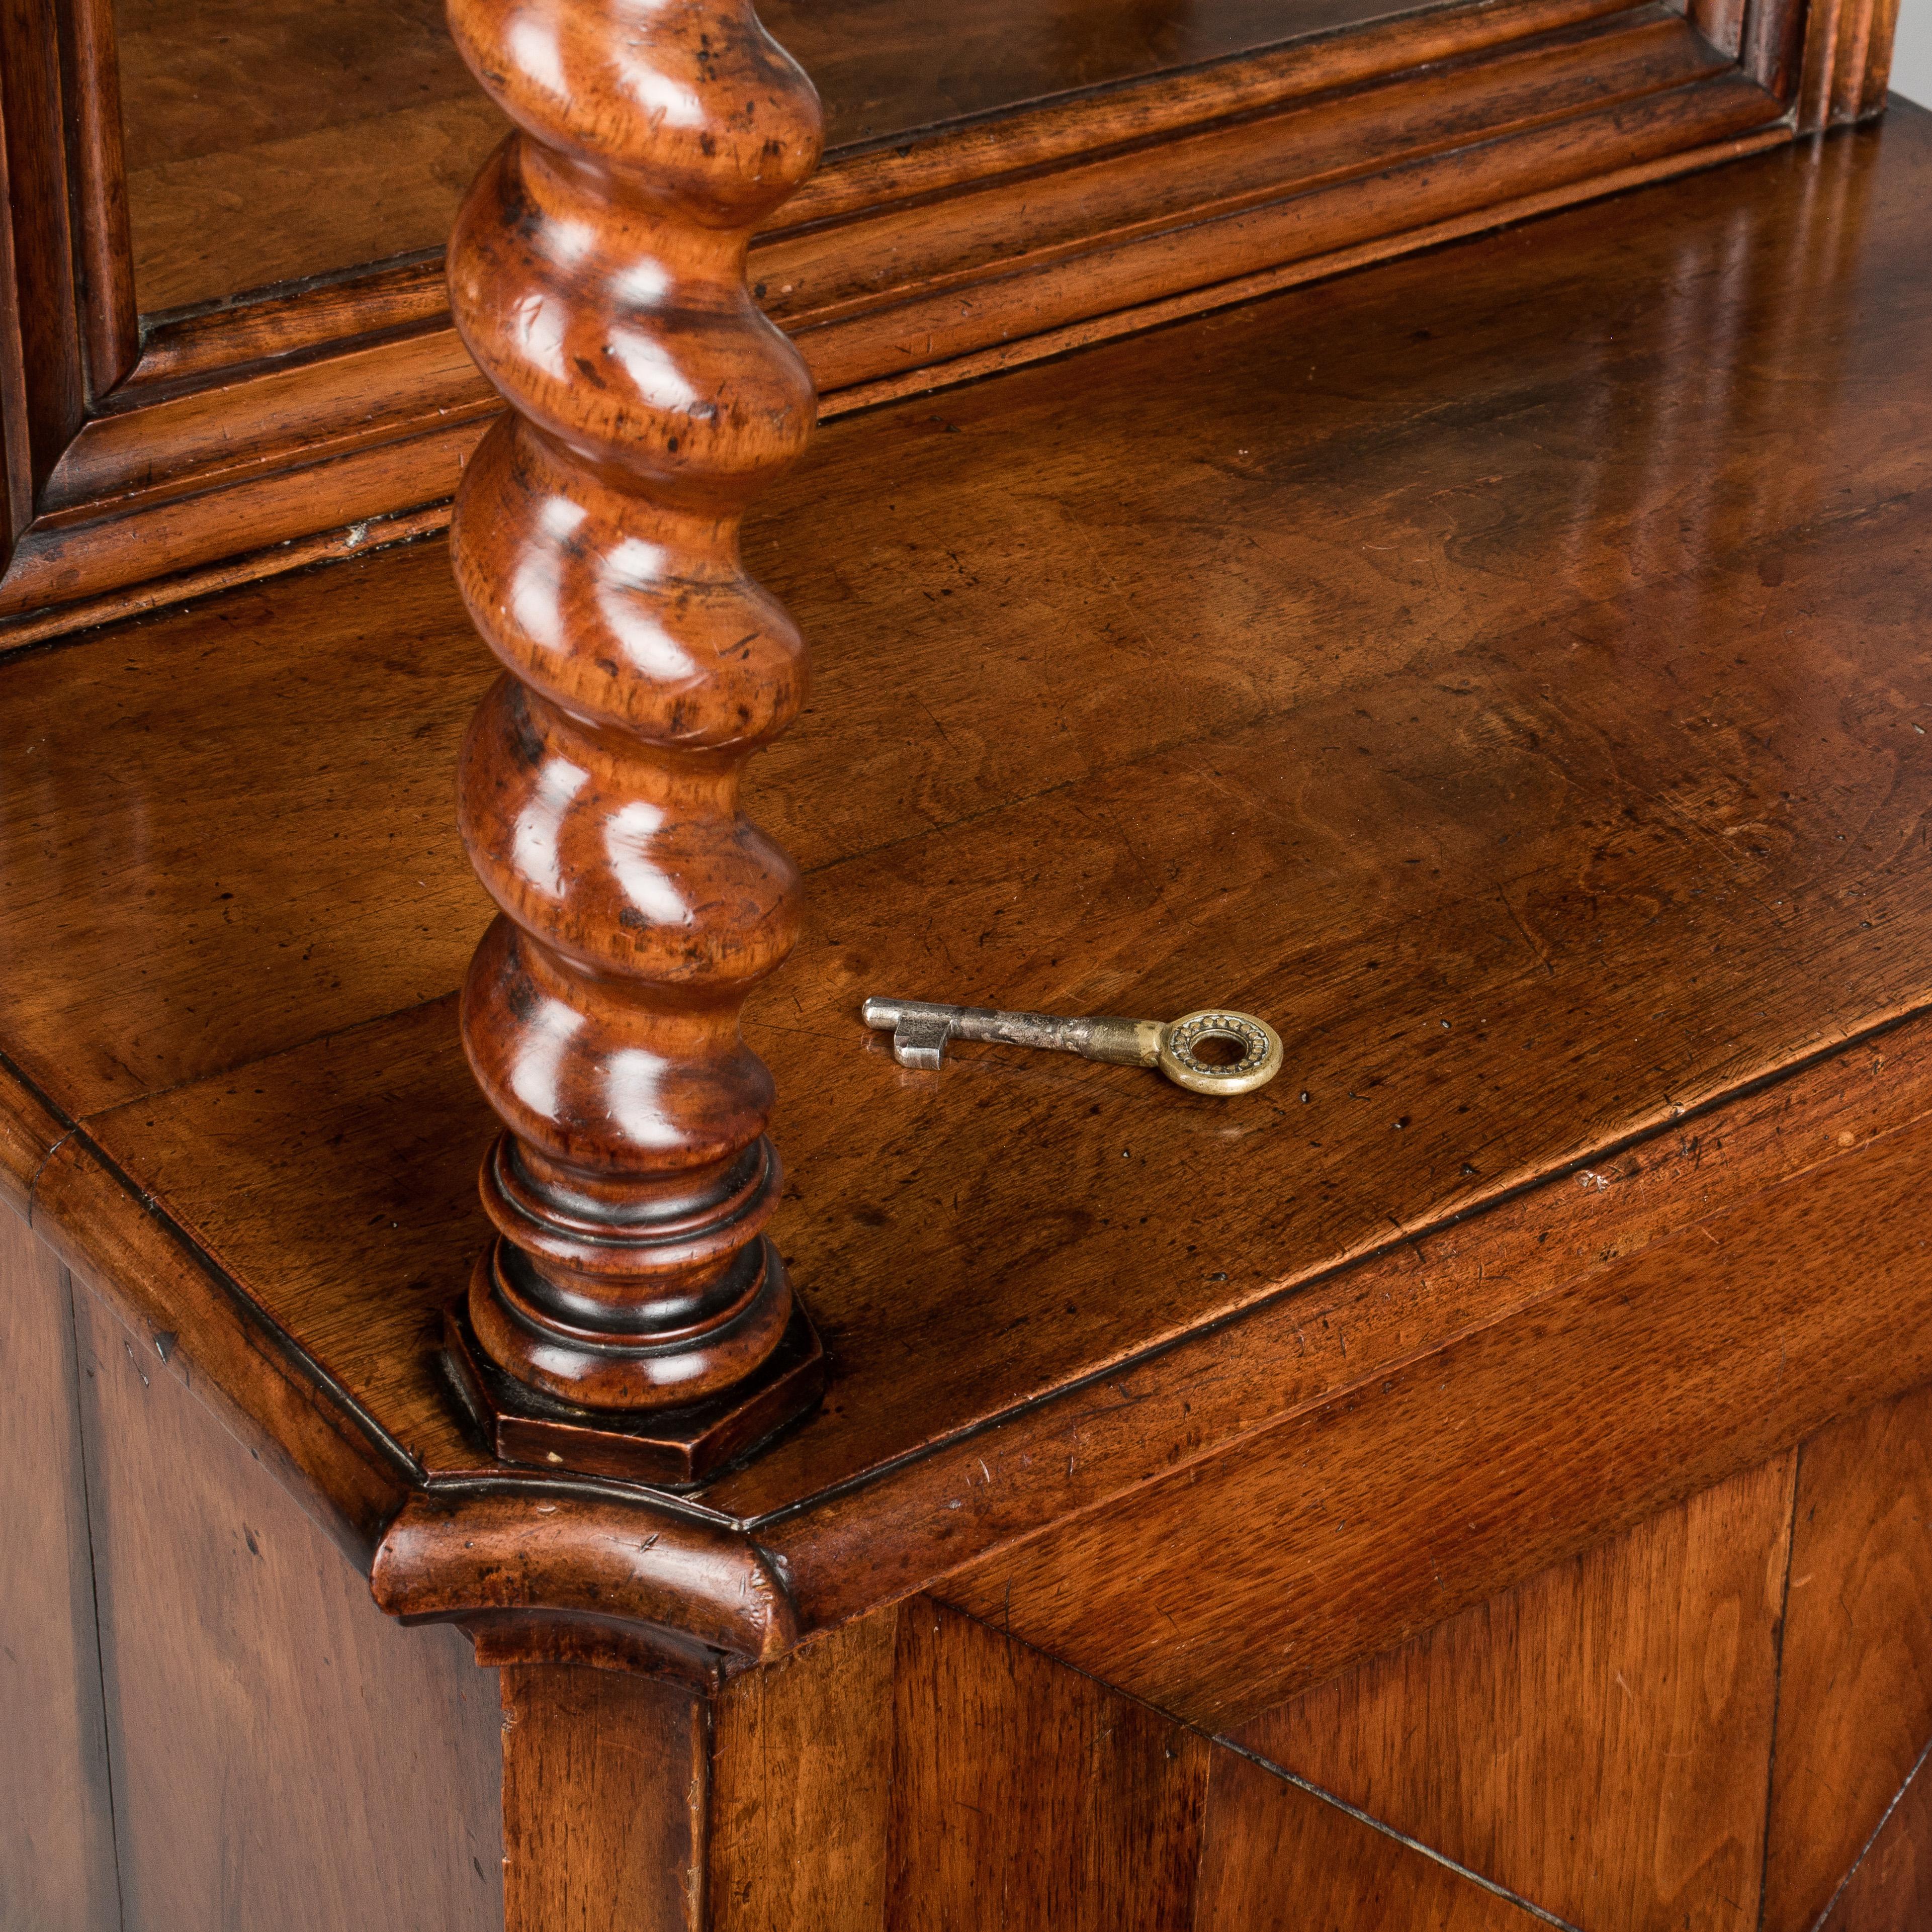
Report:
440,0,826,1484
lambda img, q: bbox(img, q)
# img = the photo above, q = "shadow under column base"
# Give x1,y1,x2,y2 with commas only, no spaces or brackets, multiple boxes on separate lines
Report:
441,1260,827,1490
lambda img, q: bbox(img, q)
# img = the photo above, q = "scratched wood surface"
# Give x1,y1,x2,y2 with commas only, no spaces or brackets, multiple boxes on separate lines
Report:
934,1104,1932,1727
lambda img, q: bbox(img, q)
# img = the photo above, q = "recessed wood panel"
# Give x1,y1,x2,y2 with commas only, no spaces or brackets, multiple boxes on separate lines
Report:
71,1279,502,1932
1763,1382,1932,1932
0,1209,119,1932
1236,1453,1796,1930
1192,1751,1551,1932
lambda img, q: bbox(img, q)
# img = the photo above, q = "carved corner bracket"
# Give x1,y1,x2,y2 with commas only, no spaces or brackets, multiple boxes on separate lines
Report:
371,1478,799,1682
440,0,828,1481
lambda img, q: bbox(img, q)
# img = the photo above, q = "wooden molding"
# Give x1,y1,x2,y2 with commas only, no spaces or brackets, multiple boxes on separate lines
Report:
0,0,1818,636
372,1481,799,1676
1796,0,1902,129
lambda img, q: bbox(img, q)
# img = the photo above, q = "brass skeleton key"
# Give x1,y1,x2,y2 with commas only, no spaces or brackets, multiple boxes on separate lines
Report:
861,996,1283,1096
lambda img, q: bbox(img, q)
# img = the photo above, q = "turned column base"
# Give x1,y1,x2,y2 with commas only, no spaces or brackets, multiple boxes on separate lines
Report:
442,1245,826,1488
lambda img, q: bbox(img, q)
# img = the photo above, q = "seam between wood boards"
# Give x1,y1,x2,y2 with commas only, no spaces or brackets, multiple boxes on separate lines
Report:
929,1593,1583,1928
61,1262,132,1932
1805,1732,1932,1930
1757,1446,1805,1932
1211,1739,1585,1929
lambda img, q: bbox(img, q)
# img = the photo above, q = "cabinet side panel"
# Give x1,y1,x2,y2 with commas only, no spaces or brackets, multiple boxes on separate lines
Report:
70,1275,502,1932
1236,1450,1796,1931
0,1207,119,1932
1764,1380,1932,1932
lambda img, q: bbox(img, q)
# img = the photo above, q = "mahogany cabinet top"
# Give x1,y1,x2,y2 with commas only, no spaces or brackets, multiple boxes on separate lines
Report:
4,110,1930,1643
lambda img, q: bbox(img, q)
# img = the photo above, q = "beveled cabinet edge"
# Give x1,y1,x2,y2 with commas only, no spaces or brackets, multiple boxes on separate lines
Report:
5,1067,804,1676
3,0,1877,638
752,1001,1932,1631
14,993,1932,1685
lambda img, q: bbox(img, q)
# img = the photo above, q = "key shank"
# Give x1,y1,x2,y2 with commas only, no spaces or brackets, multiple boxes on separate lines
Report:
860,998,1160,1071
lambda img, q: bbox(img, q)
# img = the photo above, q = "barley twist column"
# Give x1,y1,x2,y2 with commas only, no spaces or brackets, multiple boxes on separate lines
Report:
441,0,826,1482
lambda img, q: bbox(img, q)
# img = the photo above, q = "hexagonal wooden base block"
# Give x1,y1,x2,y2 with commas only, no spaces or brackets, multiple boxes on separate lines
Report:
442,1285,827,1489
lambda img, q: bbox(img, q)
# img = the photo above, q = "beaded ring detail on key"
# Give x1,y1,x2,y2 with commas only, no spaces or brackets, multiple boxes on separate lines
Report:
1157,1010,1284,1095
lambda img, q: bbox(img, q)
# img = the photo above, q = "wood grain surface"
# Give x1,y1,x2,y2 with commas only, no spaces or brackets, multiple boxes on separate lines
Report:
1237,1455,1797,1929
107,0,1444,313
69,1278,501,1932
3,120,1929,1609
440,0,828,1432
500,1664,705,1932
1818,1752,1932,1932
709,1595,1551,1931
934,1105,1932,1728
1762,1382,1932,1932
0,1210,119,1932
1191,1750,1549,1932
889,1601,1214,1929
710,1612,900,1931
7,0,1814,633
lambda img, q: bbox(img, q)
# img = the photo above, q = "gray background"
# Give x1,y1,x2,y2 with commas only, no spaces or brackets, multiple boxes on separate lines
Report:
1895,0,1929,104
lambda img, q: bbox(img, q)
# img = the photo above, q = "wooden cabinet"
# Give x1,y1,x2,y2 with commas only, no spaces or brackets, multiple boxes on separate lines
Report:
2,1,1927,1925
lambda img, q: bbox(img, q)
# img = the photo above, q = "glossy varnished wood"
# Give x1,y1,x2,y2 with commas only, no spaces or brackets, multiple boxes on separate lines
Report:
108,0,1420,315
936,1101,1932,1727
2,30,1927,1929
4,122,1931,1605
2,0,1842,631
441,0,827,1451
0,543,487,1117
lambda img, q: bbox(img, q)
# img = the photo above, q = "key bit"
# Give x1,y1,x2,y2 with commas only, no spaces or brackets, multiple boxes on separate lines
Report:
861,995,1283,1096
